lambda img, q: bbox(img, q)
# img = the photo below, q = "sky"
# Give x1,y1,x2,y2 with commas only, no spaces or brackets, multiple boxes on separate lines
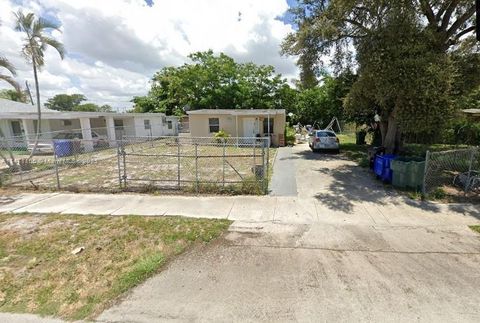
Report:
0,0,299,110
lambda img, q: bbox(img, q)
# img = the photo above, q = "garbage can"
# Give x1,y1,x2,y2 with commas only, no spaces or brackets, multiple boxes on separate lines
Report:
368,146,385,169
53,140,73,157
391,157,425,190
356,130,367,145
374,154,396,183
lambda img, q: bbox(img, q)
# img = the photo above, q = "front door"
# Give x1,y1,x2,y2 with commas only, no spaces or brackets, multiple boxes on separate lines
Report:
243,118,256,137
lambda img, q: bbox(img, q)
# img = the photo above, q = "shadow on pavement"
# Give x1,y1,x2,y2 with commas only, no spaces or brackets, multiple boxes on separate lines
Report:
292,148,445,214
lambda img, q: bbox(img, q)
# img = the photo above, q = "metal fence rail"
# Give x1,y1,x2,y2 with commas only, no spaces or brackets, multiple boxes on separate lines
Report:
0,135,270,195
118,136,269,194
423,147,480,195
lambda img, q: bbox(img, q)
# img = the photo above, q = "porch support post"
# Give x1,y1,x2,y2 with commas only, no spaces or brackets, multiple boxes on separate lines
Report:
21,119,35,142
80,117,94,152
105,116,117,147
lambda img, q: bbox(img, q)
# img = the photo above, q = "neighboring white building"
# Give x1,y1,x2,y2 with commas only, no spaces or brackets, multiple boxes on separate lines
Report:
0,98,178,149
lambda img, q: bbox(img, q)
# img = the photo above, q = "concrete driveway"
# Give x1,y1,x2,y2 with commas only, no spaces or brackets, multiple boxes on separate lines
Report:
98,144,480,322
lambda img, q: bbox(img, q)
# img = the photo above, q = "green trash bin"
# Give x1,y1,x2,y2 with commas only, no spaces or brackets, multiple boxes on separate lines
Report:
391,157,425,190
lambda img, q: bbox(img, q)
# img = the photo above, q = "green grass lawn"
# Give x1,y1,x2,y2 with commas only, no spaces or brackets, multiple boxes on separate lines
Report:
0,213,231,320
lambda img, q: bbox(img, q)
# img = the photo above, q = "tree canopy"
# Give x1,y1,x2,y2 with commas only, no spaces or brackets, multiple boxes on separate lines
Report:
45,93,112,112
0,89,28,103
45,94,86,111
282,0,479,152
132,51,294,115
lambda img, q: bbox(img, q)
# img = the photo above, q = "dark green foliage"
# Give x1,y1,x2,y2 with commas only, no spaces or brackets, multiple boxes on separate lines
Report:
449,120,480,145
0,89,27,103
131,51,295,115
45,94,112,112
293,72,354,125
282,0,478,150
346,8,454,137
45,94,86,111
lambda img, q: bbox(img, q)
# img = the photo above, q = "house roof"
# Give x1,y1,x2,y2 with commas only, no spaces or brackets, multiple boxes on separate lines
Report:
187,109,286,116
0,98,177,120
0,98,57,114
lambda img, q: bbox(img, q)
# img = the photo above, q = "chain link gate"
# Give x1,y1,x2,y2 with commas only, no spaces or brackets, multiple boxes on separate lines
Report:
423,147,480,195
117,136,270,194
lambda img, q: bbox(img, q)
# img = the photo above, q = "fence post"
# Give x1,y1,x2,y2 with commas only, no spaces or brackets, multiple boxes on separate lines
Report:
177,137,181,188
262,140,267,194
222,139,226,187
195,143,199,193
121,144,127,189
116,144,122,188
465,148,476,193
263,135,270,194
53,143,60,190
422,150,430,195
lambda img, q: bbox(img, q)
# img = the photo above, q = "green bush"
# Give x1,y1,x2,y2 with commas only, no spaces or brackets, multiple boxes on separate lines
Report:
214,130,230,143
450,120,480,145
285,126,296,146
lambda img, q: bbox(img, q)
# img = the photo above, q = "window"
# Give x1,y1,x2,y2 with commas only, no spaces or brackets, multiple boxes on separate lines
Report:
209,118,219,133
167,120,173,130
114,119,124,130
162,116,167,125
144,119,151,130
263,118,274,134
63,120,72,126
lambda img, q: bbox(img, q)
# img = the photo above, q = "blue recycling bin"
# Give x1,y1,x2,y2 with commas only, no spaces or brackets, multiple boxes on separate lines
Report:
53,140,73,157
374,154,396,183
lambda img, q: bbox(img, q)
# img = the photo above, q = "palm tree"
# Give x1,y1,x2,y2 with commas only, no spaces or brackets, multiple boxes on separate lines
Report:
0,57,21,92
14,11,65,157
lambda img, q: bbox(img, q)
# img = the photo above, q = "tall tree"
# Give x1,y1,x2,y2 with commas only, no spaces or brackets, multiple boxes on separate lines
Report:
282,0,477,152
135,51,291,115
45,93,86,111
14,11,65,156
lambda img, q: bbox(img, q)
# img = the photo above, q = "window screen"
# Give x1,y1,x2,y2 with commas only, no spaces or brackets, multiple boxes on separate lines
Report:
144,119,151,130
209,118,219,133
263,118,274,134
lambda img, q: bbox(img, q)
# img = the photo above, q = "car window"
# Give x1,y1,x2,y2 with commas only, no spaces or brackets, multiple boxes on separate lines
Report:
316,131,336,137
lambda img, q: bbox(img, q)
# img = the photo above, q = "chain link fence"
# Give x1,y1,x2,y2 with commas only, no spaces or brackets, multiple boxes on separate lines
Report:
423,147,480,195
0,135,271,195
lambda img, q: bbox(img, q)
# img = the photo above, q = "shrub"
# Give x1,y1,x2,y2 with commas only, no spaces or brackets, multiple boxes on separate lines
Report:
450,120,480,145
285,126,296,146
214,130,230,143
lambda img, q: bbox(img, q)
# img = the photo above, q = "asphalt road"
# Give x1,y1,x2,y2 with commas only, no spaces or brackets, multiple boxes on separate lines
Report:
98,222,480,322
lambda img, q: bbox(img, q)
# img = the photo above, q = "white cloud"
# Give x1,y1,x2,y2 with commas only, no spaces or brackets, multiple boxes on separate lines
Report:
0,0,298,109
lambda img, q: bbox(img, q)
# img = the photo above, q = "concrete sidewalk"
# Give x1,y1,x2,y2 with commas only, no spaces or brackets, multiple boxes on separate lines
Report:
1,192,479,226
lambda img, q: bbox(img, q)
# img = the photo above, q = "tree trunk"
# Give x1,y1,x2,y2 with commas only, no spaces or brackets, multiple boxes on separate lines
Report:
28,59,41,159
383,113,399,154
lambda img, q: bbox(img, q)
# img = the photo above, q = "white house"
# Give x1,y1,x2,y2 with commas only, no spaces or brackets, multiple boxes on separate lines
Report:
0,98,178,149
